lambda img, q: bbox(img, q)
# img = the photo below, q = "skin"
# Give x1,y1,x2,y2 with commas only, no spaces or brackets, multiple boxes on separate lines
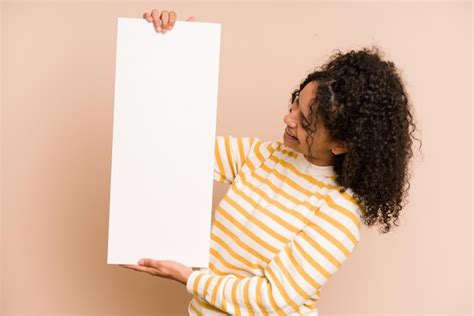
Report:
122,9,348,286
283,81,348,166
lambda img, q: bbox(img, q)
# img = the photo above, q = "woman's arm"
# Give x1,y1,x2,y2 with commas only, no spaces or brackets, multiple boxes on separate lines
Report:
186,196,362,315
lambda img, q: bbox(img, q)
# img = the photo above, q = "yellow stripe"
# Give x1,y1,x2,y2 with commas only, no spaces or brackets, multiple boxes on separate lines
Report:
274,254,310,300
193,273,205,295
275,144,298,158
284,246,322,290
323,196,361,230
308,223,351,257
210,277,226,306
210,247,250,277
215,138,227,183
222,277,233,311
255,278,269,315
294,239,331,279
243,280,255,316
190,300,204,315
253,141,266,163
317,212,358,245
195,296,223,313
213,218,269,263
265,266,300,313
232,184,300,233
217,203,279,254
243,137,260,171
239,173,308,224
225,192,289,244
211,232,261,269
203,277,213,297
237,137,245,168
264,278,287,316
231,281,241,315
209,262,244,278
265,142,277,155
261,164,313,204
246,154,256,171
224,136,236,179
301,230,342,269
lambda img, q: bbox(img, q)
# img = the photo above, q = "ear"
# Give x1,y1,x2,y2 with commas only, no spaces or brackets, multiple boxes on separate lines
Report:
330,140,349,155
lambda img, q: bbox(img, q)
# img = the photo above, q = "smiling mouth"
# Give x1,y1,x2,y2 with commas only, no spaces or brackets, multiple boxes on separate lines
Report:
285,128,299,142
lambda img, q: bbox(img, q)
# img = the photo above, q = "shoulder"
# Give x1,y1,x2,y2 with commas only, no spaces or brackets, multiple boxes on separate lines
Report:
315,181,364,242
249,139,299,158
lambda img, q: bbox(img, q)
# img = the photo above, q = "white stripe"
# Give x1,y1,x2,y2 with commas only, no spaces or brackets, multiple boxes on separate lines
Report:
220,195,285,252
245,167,316,216
216,136,234,180
233,182,305,235
312,216,355,254
241,172,311,220
305,226,348,262
211,222,265,272
227,188,290,247
318,199,360,239
299,234,339,273
213,209,275,260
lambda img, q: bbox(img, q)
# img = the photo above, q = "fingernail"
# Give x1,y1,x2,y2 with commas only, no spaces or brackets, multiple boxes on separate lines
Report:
156,26,161,32
138,259,144,265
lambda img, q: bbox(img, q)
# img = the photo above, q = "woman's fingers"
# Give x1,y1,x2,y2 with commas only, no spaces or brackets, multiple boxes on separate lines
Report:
143,12,152,22
151,9,162,31
169,11,176,30
120,264,157,275
160,11,169,33
143,9,196,33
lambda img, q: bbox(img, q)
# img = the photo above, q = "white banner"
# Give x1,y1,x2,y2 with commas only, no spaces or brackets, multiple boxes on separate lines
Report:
107,17,220,267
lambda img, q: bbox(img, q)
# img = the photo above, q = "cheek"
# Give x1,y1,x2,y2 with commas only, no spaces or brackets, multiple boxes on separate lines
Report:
298,128,312,143
302,132,320,152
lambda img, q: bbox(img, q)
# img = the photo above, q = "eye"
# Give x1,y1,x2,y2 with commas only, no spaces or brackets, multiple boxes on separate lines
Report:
288,90,300,114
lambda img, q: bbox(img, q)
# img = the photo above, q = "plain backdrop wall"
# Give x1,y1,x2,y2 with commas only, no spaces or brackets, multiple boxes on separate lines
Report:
1,1,472,315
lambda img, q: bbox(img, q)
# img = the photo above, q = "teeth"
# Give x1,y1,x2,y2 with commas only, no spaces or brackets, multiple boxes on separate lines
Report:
286,128,296,138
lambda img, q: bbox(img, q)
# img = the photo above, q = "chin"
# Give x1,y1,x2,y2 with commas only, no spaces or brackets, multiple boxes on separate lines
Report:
283,139,299,150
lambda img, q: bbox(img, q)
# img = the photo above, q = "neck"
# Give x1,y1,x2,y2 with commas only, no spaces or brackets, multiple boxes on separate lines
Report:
304,153,334,166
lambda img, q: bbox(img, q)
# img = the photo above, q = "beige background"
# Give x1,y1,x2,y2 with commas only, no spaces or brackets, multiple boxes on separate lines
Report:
1,1,472,315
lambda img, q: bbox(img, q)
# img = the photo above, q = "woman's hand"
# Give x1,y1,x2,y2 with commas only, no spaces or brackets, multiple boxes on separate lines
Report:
143,9,196,34
120,259,194,285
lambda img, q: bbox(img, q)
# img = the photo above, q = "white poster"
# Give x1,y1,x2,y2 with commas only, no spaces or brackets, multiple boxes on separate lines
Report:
107,17,221,267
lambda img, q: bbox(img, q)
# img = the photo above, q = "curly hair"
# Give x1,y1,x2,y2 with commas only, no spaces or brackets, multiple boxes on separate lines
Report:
290,46,421,234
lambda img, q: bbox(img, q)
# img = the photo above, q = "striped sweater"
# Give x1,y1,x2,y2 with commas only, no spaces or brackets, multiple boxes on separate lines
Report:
186,136,363,316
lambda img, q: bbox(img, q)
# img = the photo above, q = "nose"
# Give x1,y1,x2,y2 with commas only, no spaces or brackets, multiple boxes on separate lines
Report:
283,112,297,129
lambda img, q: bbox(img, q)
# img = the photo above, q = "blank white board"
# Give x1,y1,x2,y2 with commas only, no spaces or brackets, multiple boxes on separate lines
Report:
107,17,221,267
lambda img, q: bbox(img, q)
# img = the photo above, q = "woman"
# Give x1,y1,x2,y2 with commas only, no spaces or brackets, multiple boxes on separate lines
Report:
121,9,419,316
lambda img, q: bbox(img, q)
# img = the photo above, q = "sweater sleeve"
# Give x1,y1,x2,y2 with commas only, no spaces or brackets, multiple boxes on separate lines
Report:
214,136,260,184
186,195,362,315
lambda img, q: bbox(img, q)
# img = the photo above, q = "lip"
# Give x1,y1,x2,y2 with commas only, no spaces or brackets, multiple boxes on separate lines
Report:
284,128,299,143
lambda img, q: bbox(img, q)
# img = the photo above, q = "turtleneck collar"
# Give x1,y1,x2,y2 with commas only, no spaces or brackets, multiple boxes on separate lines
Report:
294,152,336,178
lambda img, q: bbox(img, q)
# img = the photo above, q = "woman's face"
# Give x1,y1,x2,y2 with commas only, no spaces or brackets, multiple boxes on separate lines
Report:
283,81,347,166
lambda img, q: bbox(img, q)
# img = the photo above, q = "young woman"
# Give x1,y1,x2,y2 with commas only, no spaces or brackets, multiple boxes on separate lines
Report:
121,9,419,316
